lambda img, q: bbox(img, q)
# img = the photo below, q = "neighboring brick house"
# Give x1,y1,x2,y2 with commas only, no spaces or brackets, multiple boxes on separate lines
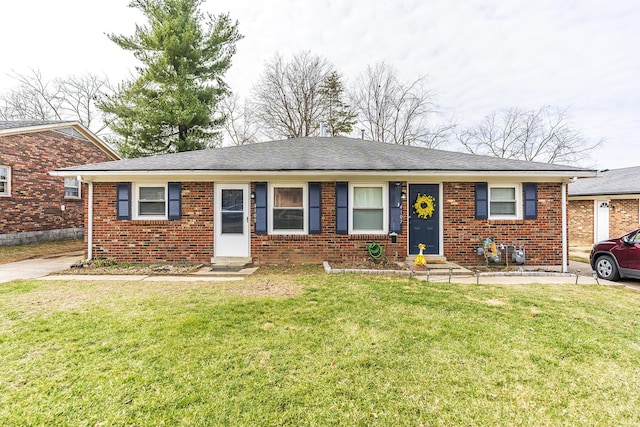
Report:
0,121,120,246
54,137,595,270
568,167,640,246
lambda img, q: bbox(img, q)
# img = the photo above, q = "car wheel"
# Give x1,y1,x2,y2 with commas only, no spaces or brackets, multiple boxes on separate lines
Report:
595,255,620,281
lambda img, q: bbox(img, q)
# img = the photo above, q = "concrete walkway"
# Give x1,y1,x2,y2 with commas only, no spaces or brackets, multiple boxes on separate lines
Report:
0,252,82,283
2,252,638,289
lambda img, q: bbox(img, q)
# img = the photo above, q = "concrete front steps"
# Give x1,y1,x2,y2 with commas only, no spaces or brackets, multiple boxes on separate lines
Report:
193,257,258,277
404,255,471,275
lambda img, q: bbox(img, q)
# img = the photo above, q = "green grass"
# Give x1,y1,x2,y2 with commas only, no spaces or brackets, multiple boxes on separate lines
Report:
1,270,639,426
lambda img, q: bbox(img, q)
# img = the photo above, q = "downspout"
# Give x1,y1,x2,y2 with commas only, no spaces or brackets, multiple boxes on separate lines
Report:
87,181,93,261
561,182,568,273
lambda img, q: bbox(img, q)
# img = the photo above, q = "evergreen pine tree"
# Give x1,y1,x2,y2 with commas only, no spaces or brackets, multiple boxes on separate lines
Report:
319,71,357,136
99,0,242,157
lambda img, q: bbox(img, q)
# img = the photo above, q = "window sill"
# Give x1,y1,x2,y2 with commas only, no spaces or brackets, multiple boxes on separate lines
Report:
348,234,390,241
487,218,525,225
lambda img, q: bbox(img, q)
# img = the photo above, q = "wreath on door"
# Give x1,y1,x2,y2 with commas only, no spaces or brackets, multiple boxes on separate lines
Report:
413,194,435,219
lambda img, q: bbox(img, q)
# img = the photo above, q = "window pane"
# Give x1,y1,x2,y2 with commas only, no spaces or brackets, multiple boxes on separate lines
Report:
139,187,165,201
353,209,383,230
490,202,516,215
0,182,5,193
139,201,165,215
222,189,243,211
0,167,7,180
490,187,515,201
274,187,303,208
273,208,304,230
65,188,79,198
64,177,79,198
354,187,382,208
221,212,243,233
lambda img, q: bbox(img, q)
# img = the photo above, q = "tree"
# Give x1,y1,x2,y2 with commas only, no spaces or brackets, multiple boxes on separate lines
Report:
456,106,602,164
0,68,111,134
319,71,357,136
219,93,260,145
99,0,242,158
253,51,334,139
350,62,453,148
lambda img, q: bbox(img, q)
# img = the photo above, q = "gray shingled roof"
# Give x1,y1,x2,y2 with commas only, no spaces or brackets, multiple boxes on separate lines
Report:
58,136,594,173
569,167,640,196
0,120,75,131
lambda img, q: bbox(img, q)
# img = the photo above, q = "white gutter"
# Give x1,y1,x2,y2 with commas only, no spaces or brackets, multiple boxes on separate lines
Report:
87,181,93,261
562,182,568,273
50,169,599,181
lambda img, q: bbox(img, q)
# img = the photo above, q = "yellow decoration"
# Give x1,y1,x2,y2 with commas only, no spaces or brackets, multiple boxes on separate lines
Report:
414,243,427,267
413,194,435,219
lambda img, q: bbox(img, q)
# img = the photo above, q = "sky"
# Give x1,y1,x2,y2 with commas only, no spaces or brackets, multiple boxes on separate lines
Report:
1,0,638,169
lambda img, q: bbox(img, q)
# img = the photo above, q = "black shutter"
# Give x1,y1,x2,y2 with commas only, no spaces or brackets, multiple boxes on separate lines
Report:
254,182,268,234
523,183,538,219
336,182,348,234
309,182,322,234
389,182,402,233
475,182,488,219
168,182,181,220
117,182,131,220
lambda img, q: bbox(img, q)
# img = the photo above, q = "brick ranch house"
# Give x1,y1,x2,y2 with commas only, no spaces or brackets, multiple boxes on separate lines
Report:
53,137,596,270
0,121,119,246
569,167,640,246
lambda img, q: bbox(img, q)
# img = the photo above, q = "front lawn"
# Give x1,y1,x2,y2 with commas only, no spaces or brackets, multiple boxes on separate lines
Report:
1,270,639,425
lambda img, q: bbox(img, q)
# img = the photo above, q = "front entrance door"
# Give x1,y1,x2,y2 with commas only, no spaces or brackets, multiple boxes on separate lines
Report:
408,184,440,255
595,200,610,243
215,184,250,257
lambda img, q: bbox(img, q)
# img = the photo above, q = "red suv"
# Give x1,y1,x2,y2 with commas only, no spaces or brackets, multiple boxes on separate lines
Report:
590,228,640,281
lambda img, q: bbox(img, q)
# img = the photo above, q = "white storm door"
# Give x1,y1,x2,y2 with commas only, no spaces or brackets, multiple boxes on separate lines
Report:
595,200,610,243
215,184,250,257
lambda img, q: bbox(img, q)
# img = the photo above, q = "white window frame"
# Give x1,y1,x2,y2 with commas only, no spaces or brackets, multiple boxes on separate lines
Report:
349,183,388,234
0,165,10,197
488,183,522,220
133,183,168,220
64,177,81,199
269,183,307,234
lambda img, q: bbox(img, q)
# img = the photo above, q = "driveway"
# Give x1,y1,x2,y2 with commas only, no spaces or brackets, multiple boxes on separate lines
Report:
570,258,640,290
0,253,81,283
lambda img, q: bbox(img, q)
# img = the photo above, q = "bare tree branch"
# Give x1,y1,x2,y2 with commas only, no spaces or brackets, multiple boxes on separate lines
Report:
349,62,453,148
457,106,602,164
0,68,111,134
253,51,334,139
219,93,260,145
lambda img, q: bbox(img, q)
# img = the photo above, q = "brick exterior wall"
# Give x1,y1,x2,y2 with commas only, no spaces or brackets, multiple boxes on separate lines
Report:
89,182,214,263
89,180,565,267
568,198,640,246
250,182,408,264
610,199,640,238
0,130,115,242
568,200,595,247
442,182,563,266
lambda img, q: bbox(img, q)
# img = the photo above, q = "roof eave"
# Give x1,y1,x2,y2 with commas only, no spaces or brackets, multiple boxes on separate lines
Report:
0,121,120,160
51,168,597,181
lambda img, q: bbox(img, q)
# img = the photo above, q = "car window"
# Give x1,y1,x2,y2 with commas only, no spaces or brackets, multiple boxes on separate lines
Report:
629,232,640,243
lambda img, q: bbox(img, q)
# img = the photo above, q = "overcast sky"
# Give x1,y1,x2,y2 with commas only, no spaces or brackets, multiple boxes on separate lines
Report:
1,0,637,169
